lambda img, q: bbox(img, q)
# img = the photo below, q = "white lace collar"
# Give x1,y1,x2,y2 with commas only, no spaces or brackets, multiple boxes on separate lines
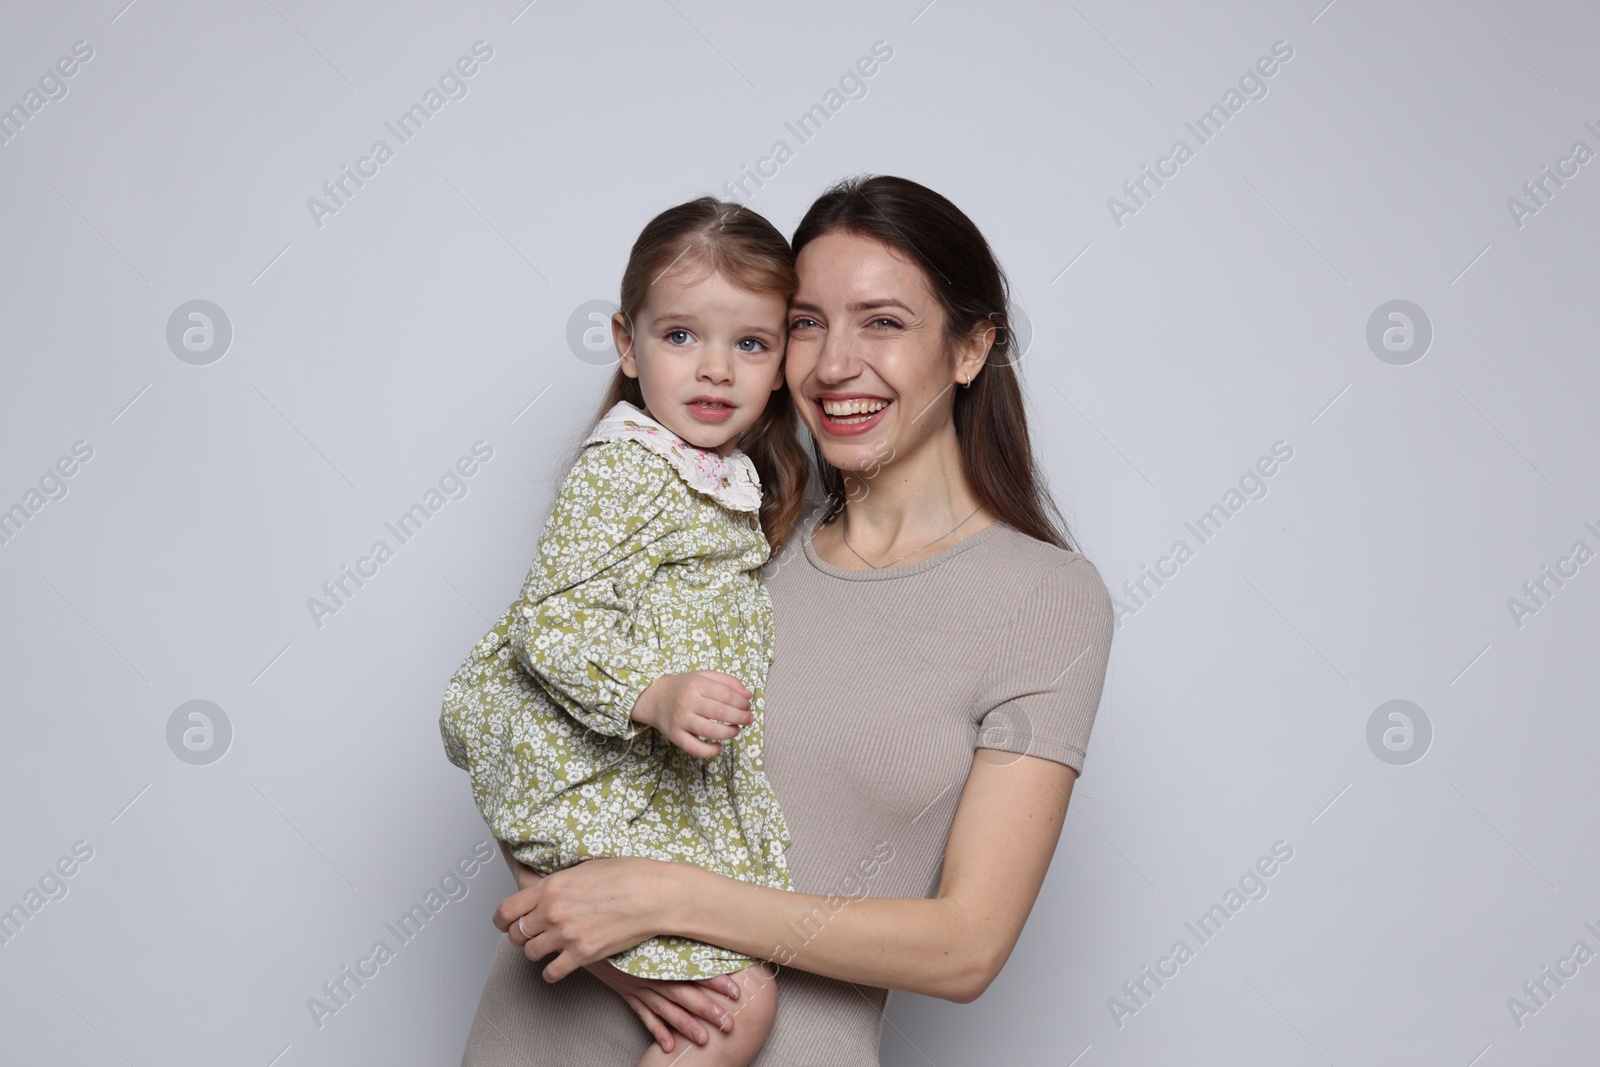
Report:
584,401,763,513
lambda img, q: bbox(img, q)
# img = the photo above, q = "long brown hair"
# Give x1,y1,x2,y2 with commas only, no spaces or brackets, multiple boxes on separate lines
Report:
595,197,810,552
791,174,1076,552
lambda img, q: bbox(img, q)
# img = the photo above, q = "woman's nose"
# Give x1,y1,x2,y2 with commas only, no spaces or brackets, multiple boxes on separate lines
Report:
814,332,860,383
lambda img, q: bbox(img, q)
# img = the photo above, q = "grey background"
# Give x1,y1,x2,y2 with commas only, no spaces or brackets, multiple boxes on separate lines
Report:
2,1,1596,1064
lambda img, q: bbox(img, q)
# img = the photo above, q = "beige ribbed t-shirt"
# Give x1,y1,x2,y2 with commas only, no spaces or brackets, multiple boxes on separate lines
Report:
460,515,1115,1066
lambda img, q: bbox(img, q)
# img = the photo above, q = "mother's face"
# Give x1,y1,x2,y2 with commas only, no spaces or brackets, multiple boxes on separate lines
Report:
785,230,981,473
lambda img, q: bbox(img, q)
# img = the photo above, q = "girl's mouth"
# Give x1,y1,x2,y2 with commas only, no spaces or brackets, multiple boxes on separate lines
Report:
686,398,735,422
816,397,891,436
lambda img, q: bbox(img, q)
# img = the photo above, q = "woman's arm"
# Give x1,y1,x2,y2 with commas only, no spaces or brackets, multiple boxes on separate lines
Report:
504,751,1077,1003
495,842,746,1053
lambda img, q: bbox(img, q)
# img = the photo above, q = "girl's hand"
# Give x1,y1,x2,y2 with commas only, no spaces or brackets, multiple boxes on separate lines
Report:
496,856,691,981
581,962,742,1054
629,671,755,759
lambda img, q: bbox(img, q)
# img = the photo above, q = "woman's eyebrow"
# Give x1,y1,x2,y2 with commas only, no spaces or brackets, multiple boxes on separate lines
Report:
788,299,914,315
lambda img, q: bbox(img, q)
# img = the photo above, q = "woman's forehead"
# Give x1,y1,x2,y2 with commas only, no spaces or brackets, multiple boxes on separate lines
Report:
795,231,932,300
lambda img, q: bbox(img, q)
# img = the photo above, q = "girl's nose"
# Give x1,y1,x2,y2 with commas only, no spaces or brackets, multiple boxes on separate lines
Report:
699,347,734,383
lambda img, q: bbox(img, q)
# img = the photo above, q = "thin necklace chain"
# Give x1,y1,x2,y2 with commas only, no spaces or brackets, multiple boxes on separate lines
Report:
841,504,984,570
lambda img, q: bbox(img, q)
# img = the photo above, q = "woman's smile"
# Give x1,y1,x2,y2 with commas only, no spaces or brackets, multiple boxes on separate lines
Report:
815,393,893,435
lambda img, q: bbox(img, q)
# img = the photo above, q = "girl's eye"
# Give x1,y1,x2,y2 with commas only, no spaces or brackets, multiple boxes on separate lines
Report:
736,337,768,353
665,329,692,345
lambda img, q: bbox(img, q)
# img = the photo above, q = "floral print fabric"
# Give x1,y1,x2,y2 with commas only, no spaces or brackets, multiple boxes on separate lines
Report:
439,403,792,979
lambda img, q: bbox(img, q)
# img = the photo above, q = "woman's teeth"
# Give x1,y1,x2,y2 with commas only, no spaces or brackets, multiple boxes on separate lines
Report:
821,399,889,422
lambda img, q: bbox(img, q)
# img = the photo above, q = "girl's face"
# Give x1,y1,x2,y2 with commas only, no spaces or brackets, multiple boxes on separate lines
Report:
785,230,987,473
613,266,788,455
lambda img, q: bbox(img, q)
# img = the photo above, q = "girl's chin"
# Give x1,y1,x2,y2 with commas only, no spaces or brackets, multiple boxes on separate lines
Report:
658,414,742,453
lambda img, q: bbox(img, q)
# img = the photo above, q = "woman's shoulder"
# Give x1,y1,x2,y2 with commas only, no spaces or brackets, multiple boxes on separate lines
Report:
971,525,1115,624
979,523,1108,583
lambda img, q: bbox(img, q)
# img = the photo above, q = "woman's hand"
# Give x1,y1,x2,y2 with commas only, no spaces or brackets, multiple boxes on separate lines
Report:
581,962,742,1054
495,855,689,981
494,843,738,1051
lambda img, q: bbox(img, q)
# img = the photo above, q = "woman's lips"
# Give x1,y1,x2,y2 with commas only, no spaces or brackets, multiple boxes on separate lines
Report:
815,398,891,437
686,399,735,422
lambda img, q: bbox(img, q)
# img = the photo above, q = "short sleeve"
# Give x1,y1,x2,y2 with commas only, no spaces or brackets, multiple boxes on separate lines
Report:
974,555,1115,775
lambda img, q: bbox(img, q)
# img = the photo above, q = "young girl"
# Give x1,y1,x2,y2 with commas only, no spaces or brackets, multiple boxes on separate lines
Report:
439,197,809,1065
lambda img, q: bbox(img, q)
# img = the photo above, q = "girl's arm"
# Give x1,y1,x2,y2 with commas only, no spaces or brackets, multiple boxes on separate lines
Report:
511,443,755,752
502,751,1078,1003
507,441,677,739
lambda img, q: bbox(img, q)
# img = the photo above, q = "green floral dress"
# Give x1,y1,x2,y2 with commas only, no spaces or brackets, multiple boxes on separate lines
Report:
439,401,792,979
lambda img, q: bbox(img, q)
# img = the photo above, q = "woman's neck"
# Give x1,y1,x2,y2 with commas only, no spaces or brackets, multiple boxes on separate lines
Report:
821,427,994,568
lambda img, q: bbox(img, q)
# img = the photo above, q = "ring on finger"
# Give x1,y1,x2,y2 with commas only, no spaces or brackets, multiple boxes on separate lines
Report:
517,917,529,939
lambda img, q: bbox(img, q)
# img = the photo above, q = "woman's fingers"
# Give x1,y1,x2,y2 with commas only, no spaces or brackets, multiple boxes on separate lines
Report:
504,908,538,946
492,887,539,933
522,928,564,964
543,947,586,982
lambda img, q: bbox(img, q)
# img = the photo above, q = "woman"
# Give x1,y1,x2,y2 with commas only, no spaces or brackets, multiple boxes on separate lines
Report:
460,175,1115,1065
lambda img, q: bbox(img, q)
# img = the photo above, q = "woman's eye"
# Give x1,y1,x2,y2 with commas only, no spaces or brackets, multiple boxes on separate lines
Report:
665,329,692,345
869,316,900,329
789,316,818,330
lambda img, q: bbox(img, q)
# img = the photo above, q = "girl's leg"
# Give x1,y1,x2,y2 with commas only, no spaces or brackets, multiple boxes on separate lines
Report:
635,963,778,1067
